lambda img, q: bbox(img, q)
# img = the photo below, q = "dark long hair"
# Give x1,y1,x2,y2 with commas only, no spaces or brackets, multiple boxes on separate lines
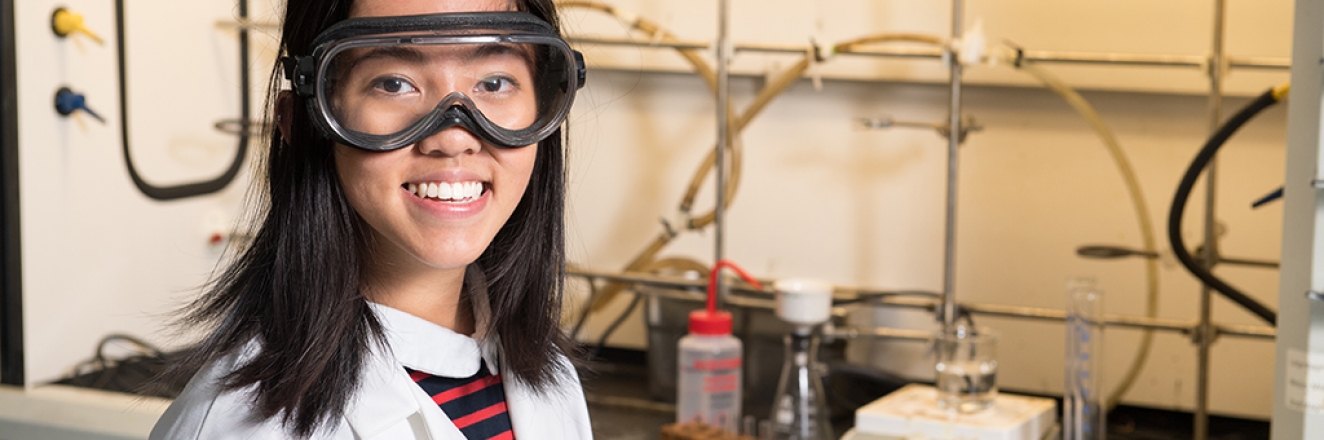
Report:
170,0,573,436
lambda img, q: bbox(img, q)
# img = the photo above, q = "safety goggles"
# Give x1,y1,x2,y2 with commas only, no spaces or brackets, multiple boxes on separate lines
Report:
283,12,585,151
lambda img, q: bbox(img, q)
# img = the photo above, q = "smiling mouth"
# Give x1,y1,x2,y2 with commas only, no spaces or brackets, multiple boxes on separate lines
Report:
404,181,486,203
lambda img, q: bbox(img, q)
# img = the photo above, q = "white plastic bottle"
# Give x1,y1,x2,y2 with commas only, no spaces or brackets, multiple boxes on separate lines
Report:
676,307,742,432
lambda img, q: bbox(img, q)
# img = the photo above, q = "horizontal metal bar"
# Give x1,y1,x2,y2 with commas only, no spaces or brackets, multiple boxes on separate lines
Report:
568,36,709,51
947,302,1273,340
1218,256,1280,269
568,36,815,55
958,302,1196,333
568,268,779,311
822,324,934,342
1022,50,1206,68
214,19,280,31
1229,56,1291,70
570,267,742,293
1217,323,1276,338
567,268,1275,340
1105,312,1196,333
567,36,1290,71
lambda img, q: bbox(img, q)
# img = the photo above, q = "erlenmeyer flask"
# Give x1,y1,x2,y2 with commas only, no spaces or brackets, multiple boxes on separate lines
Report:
768,329,832,440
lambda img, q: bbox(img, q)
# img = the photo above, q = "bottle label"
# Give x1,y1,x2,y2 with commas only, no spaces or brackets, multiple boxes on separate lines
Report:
691,357,742,371
704,372,738,393
678,354,742,432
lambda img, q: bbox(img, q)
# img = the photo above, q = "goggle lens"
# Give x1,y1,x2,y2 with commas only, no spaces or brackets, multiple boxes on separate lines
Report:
324,41,555,138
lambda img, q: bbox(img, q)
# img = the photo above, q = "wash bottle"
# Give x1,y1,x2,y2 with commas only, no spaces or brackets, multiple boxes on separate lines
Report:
676,260,762,433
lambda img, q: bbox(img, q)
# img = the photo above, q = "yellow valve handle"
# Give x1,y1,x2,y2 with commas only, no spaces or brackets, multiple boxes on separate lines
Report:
1272,82,1291,101
52,8,104,45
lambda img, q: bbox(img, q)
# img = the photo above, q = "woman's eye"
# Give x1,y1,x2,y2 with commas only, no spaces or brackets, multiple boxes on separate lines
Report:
476,75,517,93
373,77,417,94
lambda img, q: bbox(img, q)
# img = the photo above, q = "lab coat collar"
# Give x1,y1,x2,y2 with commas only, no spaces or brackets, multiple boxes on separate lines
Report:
371,266,499,377
369,302,497,377
345,274,500,438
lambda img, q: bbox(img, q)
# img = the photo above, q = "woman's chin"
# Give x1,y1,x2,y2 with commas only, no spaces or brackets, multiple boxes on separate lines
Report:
413,247,485,271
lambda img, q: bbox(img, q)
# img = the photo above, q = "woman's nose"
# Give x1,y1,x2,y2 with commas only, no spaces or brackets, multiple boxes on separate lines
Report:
415,126,481,157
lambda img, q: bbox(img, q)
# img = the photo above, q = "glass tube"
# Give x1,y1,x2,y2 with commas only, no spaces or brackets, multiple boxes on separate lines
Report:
1064,278,1105,440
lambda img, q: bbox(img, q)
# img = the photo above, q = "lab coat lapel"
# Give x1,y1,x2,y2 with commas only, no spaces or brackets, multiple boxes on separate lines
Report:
505,373,555,440
504,362,590,440
343,339,423,438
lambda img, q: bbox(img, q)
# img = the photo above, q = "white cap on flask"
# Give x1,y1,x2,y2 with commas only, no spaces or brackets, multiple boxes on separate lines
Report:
774,278,834,326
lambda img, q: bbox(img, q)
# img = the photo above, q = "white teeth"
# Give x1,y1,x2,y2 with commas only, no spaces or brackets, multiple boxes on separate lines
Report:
410,181,483,201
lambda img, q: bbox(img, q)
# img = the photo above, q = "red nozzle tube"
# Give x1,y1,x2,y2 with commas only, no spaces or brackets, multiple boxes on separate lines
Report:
690,260,763,335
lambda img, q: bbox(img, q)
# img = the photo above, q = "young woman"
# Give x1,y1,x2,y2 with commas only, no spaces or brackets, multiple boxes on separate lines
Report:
150,0,591,438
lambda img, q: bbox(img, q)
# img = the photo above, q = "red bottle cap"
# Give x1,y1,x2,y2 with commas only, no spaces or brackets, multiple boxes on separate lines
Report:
689,309,733,335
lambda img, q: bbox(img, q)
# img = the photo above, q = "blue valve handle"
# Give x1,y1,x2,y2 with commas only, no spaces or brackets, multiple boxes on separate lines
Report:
1251,186,1283,209
54,87,105,123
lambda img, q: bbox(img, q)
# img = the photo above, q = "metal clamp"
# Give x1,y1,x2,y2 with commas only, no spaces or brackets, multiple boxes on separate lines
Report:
1306,290,1324,302
213,118,268,137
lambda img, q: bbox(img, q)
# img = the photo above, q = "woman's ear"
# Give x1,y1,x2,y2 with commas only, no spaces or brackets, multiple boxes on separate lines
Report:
275,91,294,142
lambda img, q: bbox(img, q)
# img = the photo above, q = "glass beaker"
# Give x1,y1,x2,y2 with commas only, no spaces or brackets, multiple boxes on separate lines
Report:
934,326,998,413
769,328,832,440
1064,278,1105,440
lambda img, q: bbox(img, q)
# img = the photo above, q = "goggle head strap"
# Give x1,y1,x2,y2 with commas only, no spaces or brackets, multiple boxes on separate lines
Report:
282,55,318,97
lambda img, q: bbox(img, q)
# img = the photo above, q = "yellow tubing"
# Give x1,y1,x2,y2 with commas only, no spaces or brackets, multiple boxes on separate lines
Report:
1011,58,1159,411
641,257,711,276
557,1,717,91
832,34,945,54
681,57,813,228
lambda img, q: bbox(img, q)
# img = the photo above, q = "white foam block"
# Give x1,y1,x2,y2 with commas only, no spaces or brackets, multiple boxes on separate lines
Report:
853,384,1056,440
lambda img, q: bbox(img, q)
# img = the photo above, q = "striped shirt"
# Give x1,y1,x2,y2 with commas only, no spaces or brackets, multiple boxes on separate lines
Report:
406,361,514,440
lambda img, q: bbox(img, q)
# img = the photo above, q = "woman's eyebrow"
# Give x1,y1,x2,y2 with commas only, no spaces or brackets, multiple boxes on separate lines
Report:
467,43,536,66
343,46,428,73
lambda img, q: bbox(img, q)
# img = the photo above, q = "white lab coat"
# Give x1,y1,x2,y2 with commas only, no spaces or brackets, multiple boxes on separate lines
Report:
150,303,593,439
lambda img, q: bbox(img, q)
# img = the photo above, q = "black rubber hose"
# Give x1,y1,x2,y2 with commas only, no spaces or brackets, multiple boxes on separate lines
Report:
591,292,641,359
115,0,250,200
1168,86,1281,325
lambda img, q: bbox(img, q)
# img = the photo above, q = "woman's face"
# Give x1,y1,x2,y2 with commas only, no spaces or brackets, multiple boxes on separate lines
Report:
334,0,538,278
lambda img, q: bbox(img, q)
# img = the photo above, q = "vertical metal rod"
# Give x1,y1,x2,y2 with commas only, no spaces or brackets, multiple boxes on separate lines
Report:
1195,1,1226,439
0,0,22,386
941,0,964,329
714,0,731,304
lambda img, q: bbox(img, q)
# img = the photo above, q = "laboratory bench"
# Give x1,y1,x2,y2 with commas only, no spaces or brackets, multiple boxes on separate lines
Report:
0,345,1273,440
579,347,1270,440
